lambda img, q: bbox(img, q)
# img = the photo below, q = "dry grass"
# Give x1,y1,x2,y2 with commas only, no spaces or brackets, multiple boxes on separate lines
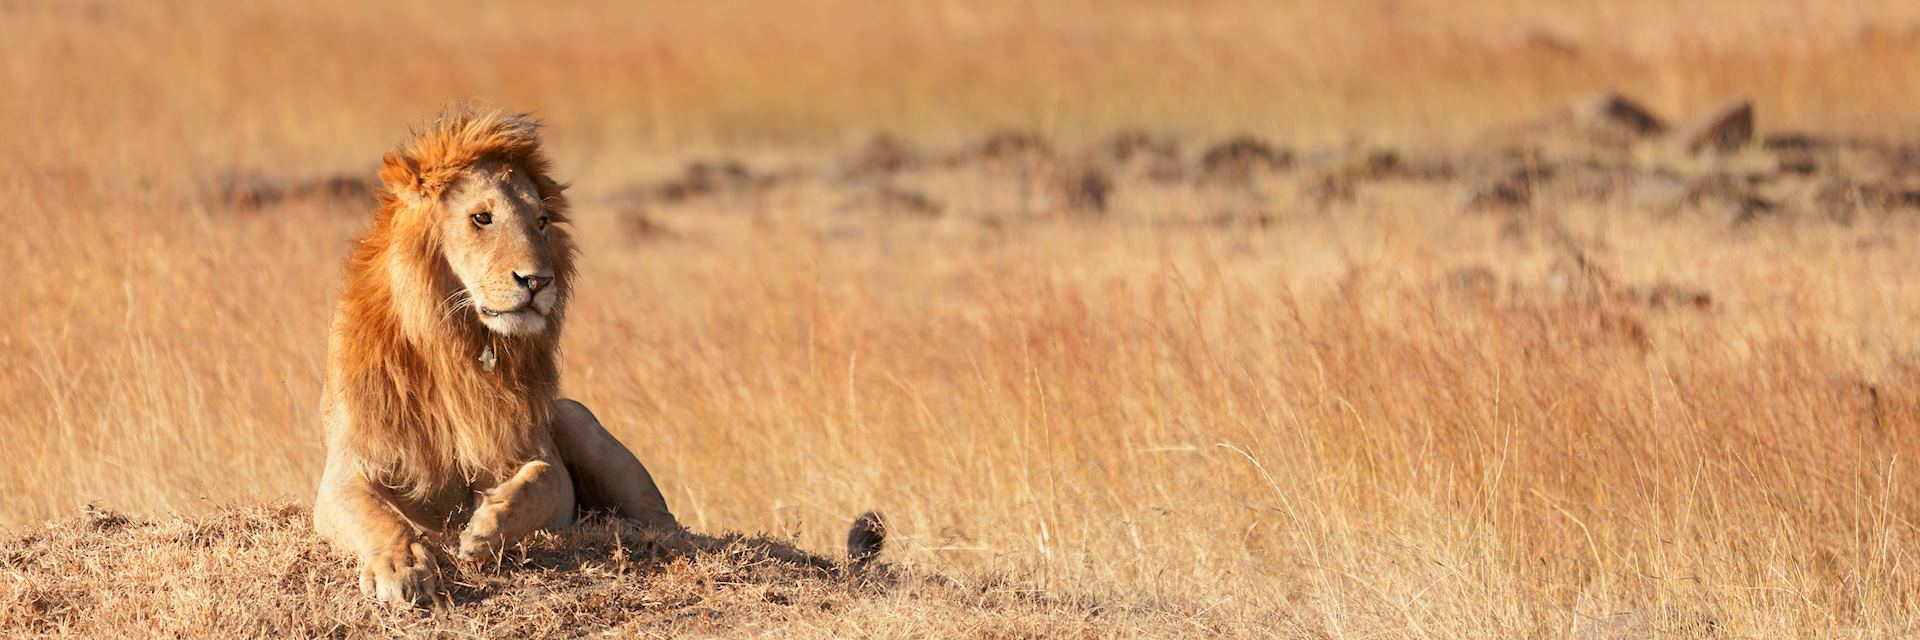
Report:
3,504,1194,637
8,1,1920,637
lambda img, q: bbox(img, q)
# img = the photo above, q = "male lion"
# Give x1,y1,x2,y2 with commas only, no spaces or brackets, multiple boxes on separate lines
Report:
313,107,686,608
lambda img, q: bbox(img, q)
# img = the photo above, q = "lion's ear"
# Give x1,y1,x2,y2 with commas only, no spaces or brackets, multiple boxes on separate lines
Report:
530,172,570,216
379,152,425,201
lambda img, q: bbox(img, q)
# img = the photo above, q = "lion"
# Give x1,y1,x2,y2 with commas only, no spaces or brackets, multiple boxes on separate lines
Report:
312,106,882,609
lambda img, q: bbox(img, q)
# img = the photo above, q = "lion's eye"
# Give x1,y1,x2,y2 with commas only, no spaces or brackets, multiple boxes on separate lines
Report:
536,216,549,230
470,212,492,226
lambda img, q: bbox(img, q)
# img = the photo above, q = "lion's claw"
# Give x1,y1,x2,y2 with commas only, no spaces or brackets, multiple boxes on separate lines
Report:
360,542,443,609
456,507,505,564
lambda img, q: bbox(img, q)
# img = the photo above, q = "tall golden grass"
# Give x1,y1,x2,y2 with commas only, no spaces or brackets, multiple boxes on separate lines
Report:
8,0,1920,636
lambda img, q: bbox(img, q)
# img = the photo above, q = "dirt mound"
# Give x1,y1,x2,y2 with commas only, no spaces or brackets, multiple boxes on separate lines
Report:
1,504,1177,639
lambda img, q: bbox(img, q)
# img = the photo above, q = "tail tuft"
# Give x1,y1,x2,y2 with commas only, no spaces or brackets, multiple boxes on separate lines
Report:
846,510,887,565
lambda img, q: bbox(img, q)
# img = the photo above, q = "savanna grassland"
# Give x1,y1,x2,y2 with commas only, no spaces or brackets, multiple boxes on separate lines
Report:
9,1,1920,637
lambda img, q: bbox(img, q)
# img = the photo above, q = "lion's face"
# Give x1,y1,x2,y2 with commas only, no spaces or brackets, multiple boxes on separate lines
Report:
437,159,561,337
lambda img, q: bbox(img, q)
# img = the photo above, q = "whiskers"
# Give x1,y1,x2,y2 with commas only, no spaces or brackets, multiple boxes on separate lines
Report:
440,288,476,324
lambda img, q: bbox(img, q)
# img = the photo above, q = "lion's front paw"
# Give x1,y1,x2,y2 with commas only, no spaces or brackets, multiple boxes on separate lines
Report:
360,542,443,609
456,507,505,564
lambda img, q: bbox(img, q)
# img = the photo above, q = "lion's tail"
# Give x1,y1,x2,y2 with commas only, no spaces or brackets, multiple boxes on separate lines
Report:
846,510,887,566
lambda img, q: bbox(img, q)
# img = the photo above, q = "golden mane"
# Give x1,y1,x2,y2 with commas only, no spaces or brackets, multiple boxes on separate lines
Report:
326,105,576,500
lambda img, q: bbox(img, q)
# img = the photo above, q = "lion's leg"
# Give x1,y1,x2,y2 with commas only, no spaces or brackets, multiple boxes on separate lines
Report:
550,398,679,530
456,438,575,563
314,458,445,609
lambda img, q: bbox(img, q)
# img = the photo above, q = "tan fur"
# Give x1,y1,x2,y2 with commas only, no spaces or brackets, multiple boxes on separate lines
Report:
313,105,677,609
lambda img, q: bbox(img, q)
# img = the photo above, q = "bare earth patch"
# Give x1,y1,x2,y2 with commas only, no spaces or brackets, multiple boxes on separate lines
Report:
0,504,1217,638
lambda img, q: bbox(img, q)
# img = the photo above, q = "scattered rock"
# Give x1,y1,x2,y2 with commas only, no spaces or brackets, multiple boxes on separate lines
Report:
1314,148,1455,182
1760,132,1828,151
1172,209,1277,230
290,175,376,202
1459,181,1530,212
1775,154,1818,175
1137,156,1187,183
1756,133,1829,175
653,159,774,203
948,129,1053,168
1100,130,1178,165
616,210,675,240
1817,180,1920,213
1347,149,1403,177
1720,195,1778,228
1341,149,1405,178
1876,144,1920,172
1100,130,1185,182
1674,96,1755,155
1624,174,1698,213
215,173,374,210
216,174,284,209
839,133,922,179
1051,165,1114,214
1539,159,1634,202
1300,175,1356,208
1197,135,1291,184
1570,92,1667,144
1458,168,1544,213
838,185,944,218
1629,282,1713,310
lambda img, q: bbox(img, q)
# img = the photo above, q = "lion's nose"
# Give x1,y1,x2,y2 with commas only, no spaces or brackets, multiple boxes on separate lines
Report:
514,272,552,293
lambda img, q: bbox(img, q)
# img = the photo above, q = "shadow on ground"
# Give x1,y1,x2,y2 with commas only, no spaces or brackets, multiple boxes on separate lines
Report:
0,503,1193,638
